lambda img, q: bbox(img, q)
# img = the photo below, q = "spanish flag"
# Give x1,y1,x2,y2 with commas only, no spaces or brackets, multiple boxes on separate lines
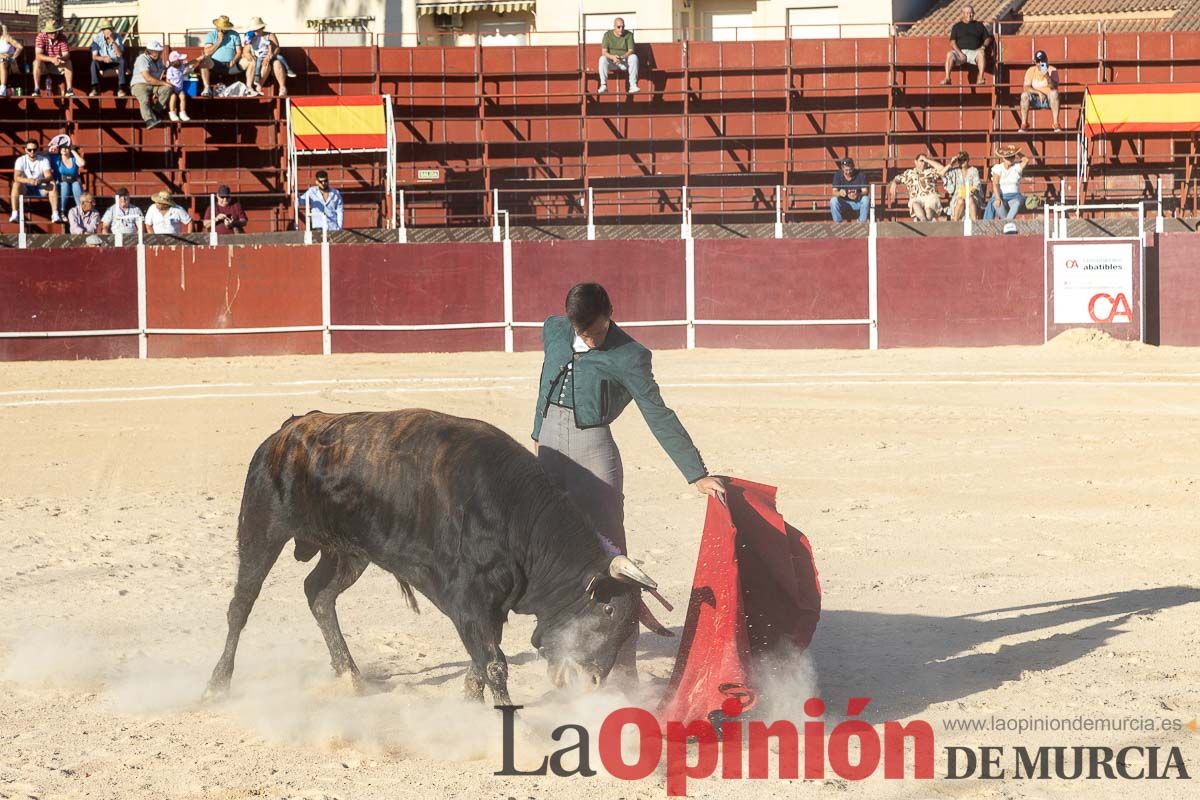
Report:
1084,84,1200,138
290,97,389,152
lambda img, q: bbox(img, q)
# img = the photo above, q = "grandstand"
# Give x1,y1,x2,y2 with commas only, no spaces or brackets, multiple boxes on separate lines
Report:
1,6,1198,233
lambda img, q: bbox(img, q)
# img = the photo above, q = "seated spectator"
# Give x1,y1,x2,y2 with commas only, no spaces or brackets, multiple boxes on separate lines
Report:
927,150,983,221
48,136,86,218
130,41,173,129
830,157,871,223
983,146,1029,221
68,192,100,234
145,190,193,234
598,17,639,95
100,187,144,235
940,5,992,87
204,185,248,234
1020,50,1061,132
241,18,295,97
33,21,74,98
885,155,941,222
9,140,60,224
200,15,243,97
0,24,25,98
302,171,344,232
165,51,195,122
89,20,128,97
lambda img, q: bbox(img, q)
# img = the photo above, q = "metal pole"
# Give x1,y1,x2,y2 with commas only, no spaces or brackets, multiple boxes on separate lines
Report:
492,188,501,242
1138,201,1146,344
868,207,879,350
398,189,407,243
17,194,26,249
774,185,783,239
586,187,595,240
208,193,218,246
1042,201,1050,343
869,183,877,225
304,195,312,245
136,222,147,358
1156,176,1164,233
681,185,690,239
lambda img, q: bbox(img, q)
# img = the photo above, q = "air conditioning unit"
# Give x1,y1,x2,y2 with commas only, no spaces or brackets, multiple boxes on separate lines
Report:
433,13,464,31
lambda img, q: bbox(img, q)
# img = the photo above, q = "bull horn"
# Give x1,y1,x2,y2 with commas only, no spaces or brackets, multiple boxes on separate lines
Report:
609,555,658,590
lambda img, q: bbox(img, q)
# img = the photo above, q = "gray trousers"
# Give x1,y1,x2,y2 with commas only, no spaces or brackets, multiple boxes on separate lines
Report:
132,83,172,123
537,403,638,680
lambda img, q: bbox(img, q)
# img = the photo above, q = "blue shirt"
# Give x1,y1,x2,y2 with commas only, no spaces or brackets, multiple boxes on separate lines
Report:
302,185,344,231
91,32,124,59
203,29,241,62
832,169,870,202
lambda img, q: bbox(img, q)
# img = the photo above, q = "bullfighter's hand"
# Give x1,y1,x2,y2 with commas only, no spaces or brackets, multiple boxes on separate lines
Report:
694,475,726,505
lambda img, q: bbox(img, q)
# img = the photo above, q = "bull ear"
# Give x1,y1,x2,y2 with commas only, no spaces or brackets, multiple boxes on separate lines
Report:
608,555,658,591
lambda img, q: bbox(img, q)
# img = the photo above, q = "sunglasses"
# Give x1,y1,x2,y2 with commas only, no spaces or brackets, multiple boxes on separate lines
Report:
25,147,36,152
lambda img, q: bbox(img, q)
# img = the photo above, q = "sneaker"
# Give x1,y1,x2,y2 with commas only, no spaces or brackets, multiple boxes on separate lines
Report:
117,88,128,98
200,87,214,97
89,88,99,97
168,111,180,122
179,111,191,122
277,87,287,97
0,86,6,97
51,212,61,223
8,211,17,222
628,84,640,94
286,68,297,78
146,117,161,129
63,89,74,98
597,83,607,94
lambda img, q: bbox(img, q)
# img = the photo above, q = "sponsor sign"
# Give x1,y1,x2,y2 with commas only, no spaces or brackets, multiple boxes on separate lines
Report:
417,168,441,181
1052,243,1134,324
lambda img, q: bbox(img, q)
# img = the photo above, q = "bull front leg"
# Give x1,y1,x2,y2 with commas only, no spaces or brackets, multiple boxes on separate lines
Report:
464,664,485,703
455,616,513,706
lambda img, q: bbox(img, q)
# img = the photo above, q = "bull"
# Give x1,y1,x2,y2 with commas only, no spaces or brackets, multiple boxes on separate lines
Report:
205,409,661,704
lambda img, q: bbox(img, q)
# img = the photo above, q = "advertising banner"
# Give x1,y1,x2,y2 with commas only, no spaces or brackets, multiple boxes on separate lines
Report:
1052,243,1135,325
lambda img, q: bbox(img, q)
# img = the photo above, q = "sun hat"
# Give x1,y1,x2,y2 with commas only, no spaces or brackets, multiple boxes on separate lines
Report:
168,51,186,63
98,19,115,31
145,40,164,52
246,17,267,32
995,144,1021,158
48,133,72,150
41,21,63,33
151,190,173,205
212,16,235,30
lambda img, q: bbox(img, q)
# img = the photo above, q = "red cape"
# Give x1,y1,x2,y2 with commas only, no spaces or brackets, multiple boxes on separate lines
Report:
658,478,821,723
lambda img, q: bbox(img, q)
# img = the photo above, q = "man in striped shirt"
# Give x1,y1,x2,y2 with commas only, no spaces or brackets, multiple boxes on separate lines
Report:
33,21,74,97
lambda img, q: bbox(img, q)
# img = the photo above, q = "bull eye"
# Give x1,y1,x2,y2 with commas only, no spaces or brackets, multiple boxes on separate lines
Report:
602,603,614,617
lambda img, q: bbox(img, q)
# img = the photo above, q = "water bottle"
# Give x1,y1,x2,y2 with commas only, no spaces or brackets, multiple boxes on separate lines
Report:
13,87,21,97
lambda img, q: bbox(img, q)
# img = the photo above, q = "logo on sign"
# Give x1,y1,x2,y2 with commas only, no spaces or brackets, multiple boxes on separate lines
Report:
1065,259,1079,269
1088,293,1133,323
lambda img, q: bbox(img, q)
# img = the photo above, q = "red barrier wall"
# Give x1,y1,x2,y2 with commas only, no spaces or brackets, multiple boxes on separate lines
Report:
1157,233,1200,346
0,248,138,361
694,239,870,348
145,245,324,358
330,243,505,353
511,240,687,351
877,235,1045,347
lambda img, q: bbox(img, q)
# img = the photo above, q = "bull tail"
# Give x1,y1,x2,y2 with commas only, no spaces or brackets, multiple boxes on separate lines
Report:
396,579,420,613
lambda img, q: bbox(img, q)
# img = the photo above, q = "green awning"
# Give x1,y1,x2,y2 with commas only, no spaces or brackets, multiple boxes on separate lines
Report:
417,2,536,16
65,15,138,48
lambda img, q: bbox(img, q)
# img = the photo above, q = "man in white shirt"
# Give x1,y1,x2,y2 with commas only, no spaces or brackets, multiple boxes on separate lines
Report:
983,145,1028,221
100,187,144,235
9,140,60,223
144,190,192,234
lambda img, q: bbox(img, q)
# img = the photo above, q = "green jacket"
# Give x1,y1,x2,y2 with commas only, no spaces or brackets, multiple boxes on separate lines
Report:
532,315,708,483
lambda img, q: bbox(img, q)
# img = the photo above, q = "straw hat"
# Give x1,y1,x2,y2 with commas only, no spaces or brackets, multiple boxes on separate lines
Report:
41,21,63,33
995,144,1021,159
151,190,173,206
246,17,267,32
212,15,235,30
98,19,115,31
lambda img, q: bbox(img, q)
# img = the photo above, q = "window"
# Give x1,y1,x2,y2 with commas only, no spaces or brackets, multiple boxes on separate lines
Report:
788,6,839,40
584,13,638,45
706,12,753,42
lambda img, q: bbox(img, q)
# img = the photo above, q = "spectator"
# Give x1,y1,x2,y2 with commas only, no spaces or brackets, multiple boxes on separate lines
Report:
928,150,983,221
130,41,173,129
241,18,295,97
33,21,74,98
885,155,942,222
302,170,344,232
89,20,128,97
165,51,194,122
200,15,243,97
1019,50,1061,132
85,234,106,247
830,157,871,223
100,187,144,235
598,17,639,95
145,190,193,234
204,185,248,234
9,140,60,224
940,4,992,87
48,136,86,218
983,145,1029,221
68,192,100,234
0,24,24,98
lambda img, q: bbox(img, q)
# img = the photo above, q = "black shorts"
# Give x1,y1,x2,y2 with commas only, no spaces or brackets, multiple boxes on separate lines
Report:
203,58,242,80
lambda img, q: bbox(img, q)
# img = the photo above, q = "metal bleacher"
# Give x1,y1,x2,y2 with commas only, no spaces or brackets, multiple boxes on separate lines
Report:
1,26,1199,233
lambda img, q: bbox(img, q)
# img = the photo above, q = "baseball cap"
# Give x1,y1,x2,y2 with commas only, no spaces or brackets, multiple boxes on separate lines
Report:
1034,50,1047,63
145,40,164,52
1003,222,1018,235
838,157,855,168
216,185,231,197
168,51,185,63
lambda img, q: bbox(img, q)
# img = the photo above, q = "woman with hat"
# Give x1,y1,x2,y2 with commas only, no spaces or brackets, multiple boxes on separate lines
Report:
532,283,726,682
89,19,127,97
926,150,983,221
144,190,193,235
241,17,294,97
983,145,1029,221
200,15,243,97
33,20,74,97
0,23,25,98
47,134,86,218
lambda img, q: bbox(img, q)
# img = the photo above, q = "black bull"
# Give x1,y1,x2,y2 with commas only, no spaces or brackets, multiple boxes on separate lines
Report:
205,409,662,704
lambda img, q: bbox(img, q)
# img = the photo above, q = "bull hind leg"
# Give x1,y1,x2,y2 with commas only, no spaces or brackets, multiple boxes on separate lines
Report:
304,550,369,689
204,521,289,700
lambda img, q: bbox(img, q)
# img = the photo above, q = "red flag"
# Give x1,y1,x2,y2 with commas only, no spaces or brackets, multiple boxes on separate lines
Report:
659,478,820,724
